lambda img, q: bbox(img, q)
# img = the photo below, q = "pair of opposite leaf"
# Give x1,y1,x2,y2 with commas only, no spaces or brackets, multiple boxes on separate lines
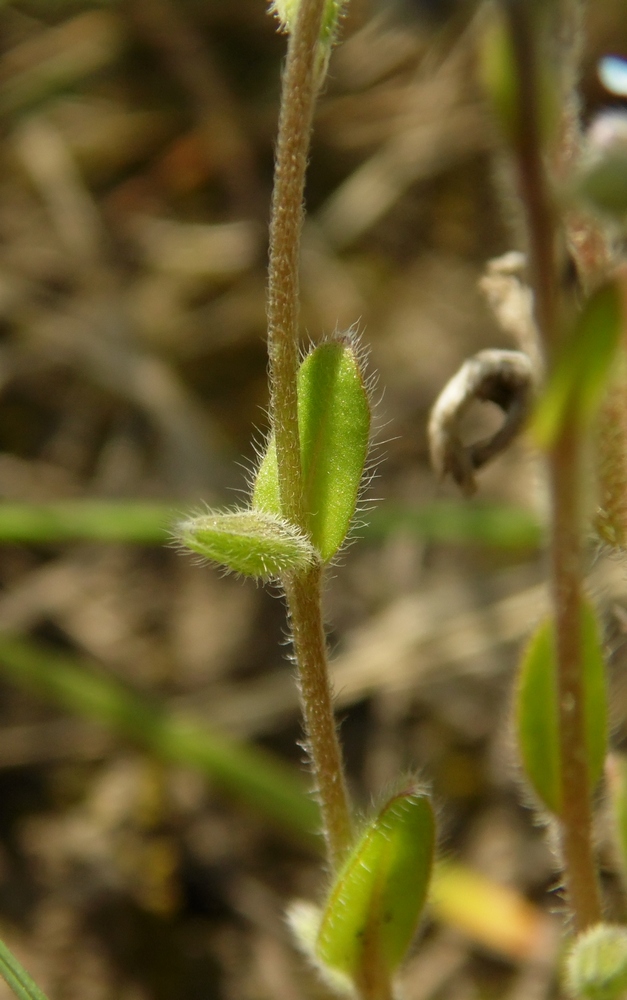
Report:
176,339,371,581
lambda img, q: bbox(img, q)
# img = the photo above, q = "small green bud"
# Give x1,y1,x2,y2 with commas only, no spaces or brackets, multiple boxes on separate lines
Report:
268,0,297,31
268,0,346,84
175,508,317,580
268,0,345,45
565,924,627,1000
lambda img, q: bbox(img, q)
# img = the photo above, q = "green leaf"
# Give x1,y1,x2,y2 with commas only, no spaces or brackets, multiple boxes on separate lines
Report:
516,599,608,814
316,788,435,993
287,901,353,996
253,341,370,563
534,282,623,449
0,936,50,1000
363,501,542,549
565,924,627,1000
175,508,317,579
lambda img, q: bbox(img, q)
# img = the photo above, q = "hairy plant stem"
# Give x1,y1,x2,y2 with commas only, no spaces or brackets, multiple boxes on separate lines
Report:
266,0,354,872
267,0,325,529
549,422,602,931
504,1,602,931
284,566,353,867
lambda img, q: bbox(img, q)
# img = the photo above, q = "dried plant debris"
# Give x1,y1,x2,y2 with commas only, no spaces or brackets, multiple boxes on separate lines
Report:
428,349,536,495
479,252,541,368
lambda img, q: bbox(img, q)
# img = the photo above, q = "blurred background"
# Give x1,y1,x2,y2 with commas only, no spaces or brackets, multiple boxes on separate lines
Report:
0,1,626,998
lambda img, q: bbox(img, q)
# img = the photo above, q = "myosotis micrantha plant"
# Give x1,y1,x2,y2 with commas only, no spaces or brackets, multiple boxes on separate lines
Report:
178,0,437,996
178,0,627,996
3,2,627,999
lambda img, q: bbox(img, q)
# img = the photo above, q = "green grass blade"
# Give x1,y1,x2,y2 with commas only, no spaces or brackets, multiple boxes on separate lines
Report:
0,502,175,544
0,634,320,845
0,937,50,1000
362,501,542,548
1,498,540,550
0,636,547,962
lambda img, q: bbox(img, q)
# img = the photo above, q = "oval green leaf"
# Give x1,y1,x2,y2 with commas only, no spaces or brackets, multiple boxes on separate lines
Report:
175,508,316,580
533,281,623,449
316,788,435,993
516,598,608,815
253,341,371,563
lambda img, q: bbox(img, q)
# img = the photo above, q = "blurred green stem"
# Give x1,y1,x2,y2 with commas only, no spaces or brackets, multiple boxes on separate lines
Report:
266,0,353,871
504,1,602,930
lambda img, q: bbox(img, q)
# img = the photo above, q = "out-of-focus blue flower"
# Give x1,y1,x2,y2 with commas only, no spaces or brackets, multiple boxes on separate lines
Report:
598,56,627,97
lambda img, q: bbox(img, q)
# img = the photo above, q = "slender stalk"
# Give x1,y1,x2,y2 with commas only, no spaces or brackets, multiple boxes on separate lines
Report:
504,1,602,930
266,0,354,871
550,421,602,930
284,565,353,866
267,0,326,530
505,3,557,357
